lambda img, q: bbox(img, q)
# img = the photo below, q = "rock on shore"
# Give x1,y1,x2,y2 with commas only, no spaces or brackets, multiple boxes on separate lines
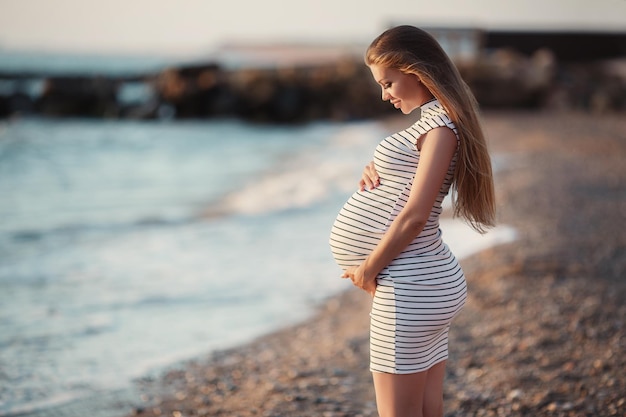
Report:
126,111,625,417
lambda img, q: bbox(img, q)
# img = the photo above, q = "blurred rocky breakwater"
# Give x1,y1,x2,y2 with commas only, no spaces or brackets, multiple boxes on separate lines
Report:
0,56,392,123
1,45,625,122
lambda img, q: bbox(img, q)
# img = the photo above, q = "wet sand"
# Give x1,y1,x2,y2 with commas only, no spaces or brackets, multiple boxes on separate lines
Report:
126,111,626,417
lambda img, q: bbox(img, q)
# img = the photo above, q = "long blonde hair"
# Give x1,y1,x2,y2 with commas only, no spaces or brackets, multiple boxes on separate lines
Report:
366,25,495,233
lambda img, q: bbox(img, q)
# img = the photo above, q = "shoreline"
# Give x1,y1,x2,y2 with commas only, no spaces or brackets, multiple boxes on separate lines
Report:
123,110,626,416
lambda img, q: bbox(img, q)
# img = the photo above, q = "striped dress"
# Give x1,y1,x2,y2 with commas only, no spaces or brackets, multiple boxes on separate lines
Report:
329,99,467,374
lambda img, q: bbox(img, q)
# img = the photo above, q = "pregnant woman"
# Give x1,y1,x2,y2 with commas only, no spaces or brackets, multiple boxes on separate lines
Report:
329,25,496,417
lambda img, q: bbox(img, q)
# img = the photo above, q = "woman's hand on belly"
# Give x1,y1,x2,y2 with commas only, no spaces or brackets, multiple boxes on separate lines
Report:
359,161,380,191
341,264,377,296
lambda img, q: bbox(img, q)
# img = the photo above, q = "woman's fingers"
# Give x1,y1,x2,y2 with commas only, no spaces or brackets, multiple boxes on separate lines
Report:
359,161,380,191
341,266,356,280
342,266,377,296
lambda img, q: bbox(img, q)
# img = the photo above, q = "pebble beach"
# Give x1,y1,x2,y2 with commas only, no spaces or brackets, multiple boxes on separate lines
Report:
125,110,626,417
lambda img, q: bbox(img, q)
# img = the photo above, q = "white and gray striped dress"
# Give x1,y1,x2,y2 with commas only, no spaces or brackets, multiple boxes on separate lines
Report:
329,99,467,374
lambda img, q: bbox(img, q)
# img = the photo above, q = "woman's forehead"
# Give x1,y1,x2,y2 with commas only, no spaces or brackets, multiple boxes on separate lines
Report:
369,65,402,81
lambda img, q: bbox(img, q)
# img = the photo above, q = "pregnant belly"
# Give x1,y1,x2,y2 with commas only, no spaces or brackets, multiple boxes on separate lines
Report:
329,193,391,269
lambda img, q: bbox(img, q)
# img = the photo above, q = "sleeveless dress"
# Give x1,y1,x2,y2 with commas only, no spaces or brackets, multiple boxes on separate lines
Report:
329,99,467,374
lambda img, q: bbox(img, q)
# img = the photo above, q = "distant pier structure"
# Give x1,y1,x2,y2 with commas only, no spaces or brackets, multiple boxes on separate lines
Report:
422,25,626,62
483,30,626,62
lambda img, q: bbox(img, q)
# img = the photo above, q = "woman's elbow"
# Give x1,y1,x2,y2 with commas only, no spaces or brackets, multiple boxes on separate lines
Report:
399,213,428,234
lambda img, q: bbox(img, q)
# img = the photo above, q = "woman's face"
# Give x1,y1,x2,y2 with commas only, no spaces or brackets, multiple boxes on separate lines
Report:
369,64,429,114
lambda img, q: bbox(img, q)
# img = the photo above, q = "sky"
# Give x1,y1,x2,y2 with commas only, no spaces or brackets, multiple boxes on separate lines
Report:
0,0,625,58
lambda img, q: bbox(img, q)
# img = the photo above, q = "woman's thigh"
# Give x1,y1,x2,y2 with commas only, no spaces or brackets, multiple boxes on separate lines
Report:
372,361,447,417
423,361,446,417
372,371,427,417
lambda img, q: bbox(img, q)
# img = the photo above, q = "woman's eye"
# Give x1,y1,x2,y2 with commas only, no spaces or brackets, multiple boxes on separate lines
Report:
383,83,392,89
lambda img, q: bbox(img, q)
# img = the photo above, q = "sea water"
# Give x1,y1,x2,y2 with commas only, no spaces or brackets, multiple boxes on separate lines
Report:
0,117,516,416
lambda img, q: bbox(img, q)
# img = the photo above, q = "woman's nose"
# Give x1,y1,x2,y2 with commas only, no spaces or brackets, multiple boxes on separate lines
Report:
381,88,389,101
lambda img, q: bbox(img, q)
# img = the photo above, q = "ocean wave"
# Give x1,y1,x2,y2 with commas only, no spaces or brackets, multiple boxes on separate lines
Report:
202,121,386,217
